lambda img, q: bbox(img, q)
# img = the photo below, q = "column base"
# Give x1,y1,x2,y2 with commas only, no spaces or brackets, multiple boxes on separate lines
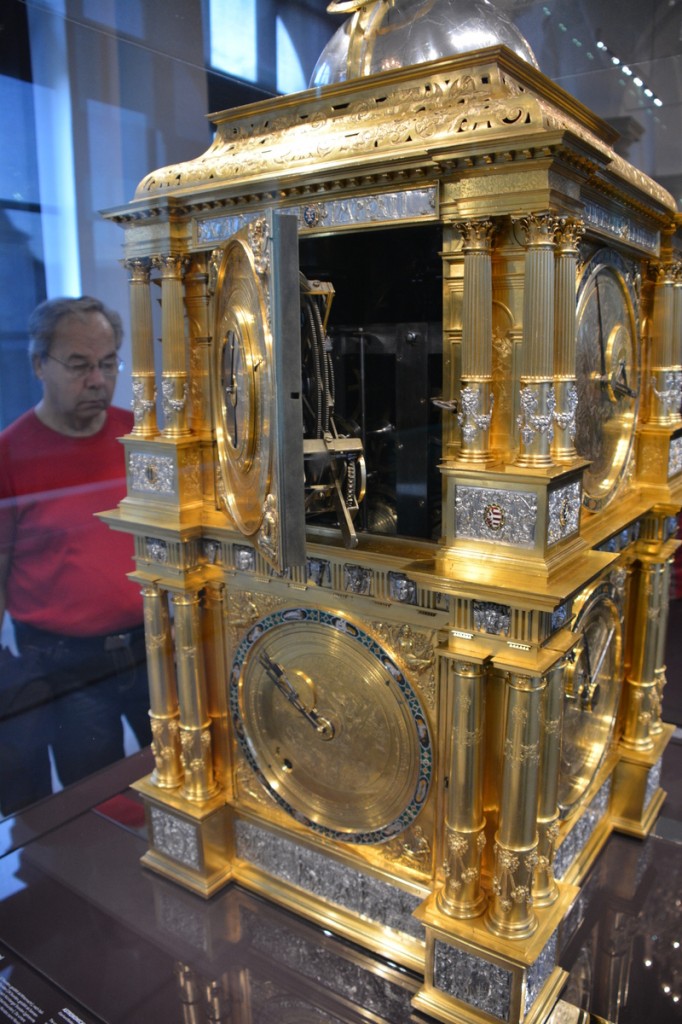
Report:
133,775,232,898
610,723,674,837
413,884,577,1024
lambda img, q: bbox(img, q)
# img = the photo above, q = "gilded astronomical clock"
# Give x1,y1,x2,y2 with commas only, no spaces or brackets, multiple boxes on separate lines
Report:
102,2,681,1023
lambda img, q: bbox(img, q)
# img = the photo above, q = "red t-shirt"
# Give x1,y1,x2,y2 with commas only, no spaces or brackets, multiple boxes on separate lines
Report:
0,407,142,636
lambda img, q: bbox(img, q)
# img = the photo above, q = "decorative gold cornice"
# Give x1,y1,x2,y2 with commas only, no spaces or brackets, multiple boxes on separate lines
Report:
130,48,675,220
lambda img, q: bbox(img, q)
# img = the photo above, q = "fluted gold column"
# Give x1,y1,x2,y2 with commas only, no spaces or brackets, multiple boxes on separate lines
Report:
650,555,672,738
155,253,190,437
184,254,213,436
126,257,158,437
457,220,495,462
143,584,183,788
438,659,487,918
649,263,680,424
173,591,218,801
552,218,583,463
515,213,556,467
202,581,231,794
622,559,669,752
533,659,564,907
673,262,682,419
487,671,545,938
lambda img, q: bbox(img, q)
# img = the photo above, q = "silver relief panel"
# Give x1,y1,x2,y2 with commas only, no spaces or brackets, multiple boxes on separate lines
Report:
668,436,682,478
473,601,511,636
433,942,513,1021
583,201,659,254
198,188,437,245
235,819,424,940
553,778,611,881
149,806,201,870
547,480,582,547
455,486,538,548
526,931,558,1014
145,537,169,562
129,452,176,495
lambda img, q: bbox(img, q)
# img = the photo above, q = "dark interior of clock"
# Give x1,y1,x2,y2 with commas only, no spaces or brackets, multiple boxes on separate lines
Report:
299,223,443,543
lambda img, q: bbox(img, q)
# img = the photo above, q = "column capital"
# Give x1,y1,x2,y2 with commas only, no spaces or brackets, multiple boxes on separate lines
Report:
153,252,188,278
458,218,496,252
553,216,585,252
124,256,152,281
514,211,556,248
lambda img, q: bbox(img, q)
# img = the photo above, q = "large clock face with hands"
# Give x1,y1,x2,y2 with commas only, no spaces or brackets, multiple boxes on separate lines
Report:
230,607,433,844
559,583,623,814
575,251,639,512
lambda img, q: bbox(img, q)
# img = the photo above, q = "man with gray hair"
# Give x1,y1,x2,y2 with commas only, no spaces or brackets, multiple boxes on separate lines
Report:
0,296,150,815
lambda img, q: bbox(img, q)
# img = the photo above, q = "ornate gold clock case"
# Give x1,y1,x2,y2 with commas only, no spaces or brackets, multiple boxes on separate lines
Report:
103,15,681,1024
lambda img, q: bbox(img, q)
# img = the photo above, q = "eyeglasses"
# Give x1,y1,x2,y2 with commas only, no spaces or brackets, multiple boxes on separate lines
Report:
42,353,124,379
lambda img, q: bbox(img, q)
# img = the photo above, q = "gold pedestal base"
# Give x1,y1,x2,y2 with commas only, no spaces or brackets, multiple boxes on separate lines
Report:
133,776,232,898
609,723,674,837
413,884,578,1024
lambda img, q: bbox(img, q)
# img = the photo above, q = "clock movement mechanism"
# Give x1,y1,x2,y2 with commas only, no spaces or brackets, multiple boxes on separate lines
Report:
300,275,366,547
103,4,681,1023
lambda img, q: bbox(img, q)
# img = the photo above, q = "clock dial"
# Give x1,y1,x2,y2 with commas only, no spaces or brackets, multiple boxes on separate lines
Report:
559,584,623,814
230,607,433,843
575,251,639,511
214,235,271,536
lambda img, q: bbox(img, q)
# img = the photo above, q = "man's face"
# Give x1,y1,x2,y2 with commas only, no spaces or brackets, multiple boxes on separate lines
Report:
34,312,118,435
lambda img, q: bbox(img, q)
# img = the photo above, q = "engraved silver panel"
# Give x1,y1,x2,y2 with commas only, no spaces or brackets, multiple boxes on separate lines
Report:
644,756,662,813
547,480,581,547
455,486,538,548
145,537,169,562
149,806,201,870
389,572,418,605
583,201,659,254
553,778,611,881
344,563,373,595
199,211,257,244
129,452,176,495
668,436,682,478
235,820,424,940
307,557,331,586
433,942,512,1020
551,602,571,632
234,545,256,571
473,600,510,636
526,931,558,1015
198,188,437,246
203,539,221,564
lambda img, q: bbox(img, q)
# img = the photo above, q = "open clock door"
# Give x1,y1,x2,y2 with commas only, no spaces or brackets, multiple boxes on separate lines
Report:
213,212,305,571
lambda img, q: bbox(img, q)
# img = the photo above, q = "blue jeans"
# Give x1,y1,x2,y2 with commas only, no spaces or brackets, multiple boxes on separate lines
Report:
0,623,151,815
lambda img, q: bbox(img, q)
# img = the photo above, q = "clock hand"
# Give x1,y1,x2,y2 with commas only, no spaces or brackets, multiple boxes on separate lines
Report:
223,334,239,446
578,624,615,711
258,651,335,739
610,358,638,400
595,277,607,381
587,624,614,684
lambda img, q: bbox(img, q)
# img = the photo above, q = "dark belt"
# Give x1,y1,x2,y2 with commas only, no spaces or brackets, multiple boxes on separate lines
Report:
15,622,145,656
